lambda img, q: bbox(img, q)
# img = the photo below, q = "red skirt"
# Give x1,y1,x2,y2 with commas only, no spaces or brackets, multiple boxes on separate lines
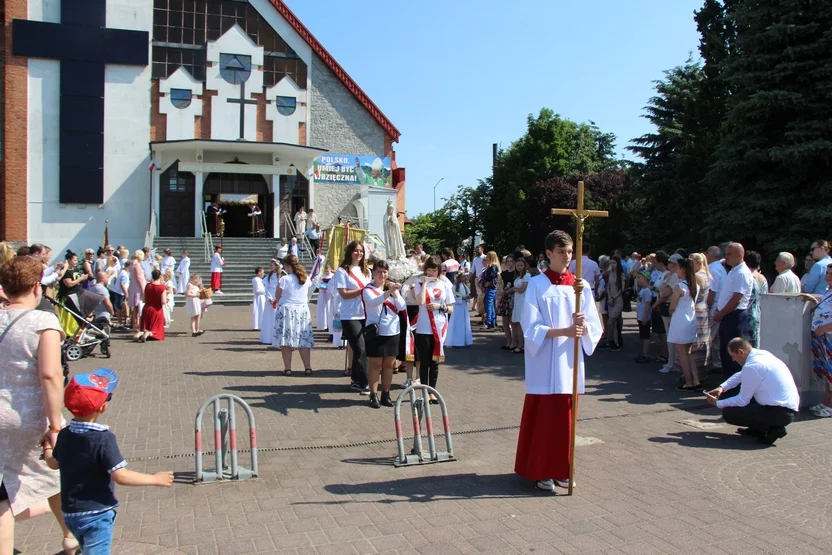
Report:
514,394,573,481
211,272,222,291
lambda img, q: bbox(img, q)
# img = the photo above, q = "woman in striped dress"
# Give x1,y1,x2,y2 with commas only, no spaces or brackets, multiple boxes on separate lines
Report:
690,253,712,381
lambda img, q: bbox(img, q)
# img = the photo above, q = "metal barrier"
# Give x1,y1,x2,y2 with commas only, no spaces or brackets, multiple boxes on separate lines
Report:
393,384,455,467
194,394,258,483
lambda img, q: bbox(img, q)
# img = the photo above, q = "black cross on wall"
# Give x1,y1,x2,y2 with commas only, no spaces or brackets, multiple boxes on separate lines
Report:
12,0,149,204
227,82,258,140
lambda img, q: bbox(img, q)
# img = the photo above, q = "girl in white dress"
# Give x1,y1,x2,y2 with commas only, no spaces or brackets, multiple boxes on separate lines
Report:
176,250,190,294
160,249,177,290
259,260,281,345
510,258,531,354
185,274,204,336
272,255,314,375
667,257,700,391
162,269,176,328
315,266,333,332
446,273,473,347
252,267,266,331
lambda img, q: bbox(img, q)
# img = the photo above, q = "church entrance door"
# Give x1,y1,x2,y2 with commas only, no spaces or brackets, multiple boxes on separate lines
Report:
203,172,271,238
159,164,195,237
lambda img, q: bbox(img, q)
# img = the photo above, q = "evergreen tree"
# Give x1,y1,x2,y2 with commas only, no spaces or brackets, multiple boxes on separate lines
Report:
706,0,832,254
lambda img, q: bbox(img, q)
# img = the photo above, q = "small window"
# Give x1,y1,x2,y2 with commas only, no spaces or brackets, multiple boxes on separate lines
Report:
170,88,192,109
219,53,251,85
275,96,296,116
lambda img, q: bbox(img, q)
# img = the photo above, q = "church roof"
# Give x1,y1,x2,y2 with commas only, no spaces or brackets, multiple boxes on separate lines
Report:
270,0,401,143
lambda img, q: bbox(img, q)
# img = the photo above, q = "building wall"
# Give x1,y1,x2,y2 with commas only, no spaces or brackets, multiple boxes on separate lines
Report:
2,0,28,241
25,0,151,255
309,53,387,229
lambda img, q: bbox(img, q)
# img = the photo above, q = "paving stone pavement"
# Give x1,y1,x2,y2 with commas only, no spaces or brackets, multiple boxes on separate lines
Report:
12,306,832,555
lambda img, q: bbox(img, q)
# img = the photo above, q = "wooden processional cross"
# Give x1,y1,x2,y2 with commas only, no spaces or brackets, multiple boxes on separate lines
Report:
551,180,608,496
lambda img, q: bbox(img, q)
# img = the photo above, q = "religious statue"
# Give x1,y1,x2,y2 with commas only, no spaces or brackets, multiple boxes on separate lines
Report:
383,199,406,261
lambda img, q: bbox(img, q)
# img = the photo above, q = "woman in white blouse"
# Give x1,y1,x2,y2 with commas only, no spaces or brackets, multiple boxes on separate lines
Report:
510,257,531,354
414,256,455,403
334,241,371,392
272,255,314,375
362,260,406,408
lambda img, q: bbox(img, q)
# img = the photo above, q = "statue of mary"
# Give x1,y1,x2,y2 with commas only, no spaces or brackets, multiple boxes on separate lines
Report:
383,199,407,261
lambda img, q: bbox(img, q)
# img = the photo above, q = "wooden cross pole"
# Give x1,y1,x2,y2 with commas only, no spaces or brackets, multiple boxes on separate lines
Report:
551,180,608,496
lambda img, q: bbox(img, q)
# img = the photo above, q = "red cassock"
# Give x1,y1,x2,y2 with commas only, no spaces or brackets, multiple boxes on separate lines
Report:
140,283,167,340
514,394,573,481
211,272,222,291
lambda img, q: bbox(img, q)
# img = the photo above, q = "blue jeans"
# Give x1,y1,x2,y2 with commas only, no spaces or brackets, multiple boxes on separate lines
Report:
64,509,116,555
484,288,497,327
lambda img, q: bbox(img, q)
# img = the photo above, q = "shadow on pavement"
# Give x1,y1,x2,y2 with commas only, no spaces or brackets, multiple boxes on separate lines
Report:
223,382,368,415
648,430,772,450
309,473,543,504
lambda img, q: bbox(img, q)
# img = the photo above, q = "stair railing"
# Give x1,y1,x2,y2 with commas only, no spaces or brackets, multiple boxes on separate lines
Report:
281,212,315,261
200,211,214,263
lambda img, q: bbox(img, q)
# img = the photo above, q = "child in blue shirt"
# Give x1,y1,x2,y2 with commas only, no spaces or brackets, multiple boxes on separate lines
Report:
43,369,173,555
635,271,654,363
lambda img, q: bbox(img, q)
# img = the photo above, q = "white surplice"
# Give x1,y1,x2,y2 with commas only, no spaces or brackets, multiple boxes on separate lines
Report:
252,276,266,330
315,276,332,331
521,275,602,395
176,257,190,294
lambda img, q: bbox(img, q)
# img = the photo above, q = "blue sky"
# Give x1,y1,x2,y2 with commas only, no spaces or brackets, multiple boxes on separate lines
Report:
284,0,704,218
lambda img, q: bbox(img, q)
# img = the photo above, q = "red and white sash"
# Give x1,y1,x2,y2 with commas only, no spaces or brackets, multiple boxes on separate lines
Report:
405,310,417,362
362,283,399,315
422,280,449,363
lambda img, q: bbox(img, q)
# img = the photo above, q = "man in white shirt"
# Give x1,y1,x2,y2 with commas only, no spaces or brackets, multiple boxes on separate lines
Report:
713,243,754,377
276,238,289,259
770,252,802,294
470,244,486,323
706,338,799,445
567,245,600,293
706,246,728,369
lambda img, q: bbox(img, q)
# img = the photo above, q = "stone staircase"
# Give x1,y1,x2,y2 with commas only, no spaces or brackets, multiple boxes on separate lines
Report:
152,237,326,305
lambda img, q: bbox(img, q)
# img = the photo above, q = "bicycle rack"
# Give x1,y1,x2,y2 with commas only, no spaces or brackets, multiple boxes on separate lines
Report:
393,384,455,467
194,394,258,483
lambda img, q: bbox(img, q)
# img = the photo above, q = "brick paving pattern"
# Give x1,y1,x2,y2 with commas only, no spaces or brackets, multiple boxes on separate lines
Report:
12,306,832,554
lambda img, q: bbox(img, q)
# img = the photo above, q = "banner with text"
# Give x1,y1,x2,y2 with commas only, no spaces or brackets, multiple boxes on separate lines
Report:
312,154,392,187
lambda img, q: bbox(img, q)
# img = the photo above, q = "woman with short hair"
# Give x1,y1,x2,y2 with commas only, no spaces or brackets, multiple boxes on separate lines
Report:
362,260,405,408
497,255,515,349
0,256,78,555
742,250,768,348
127,250,146,330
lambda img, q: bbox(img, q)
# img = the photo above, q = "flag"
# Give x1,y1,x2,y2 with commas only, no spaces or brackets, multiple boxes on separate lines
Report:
102,220,109,249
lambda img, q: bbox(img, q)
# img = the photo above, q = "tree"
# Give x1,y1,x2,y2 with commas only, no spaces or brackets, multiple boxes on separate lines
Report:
706,0,832,255
484,109,618,254
402,182,490,256
528,169,627,254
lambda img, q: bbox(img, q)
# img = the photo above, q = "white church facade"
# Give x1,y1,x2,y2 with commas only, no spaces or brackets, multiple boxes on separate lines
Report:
1,0,406,251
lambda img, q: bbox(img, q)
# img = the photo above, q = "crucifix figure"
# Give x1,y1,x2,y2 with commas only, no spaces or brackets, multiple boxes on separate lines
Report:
12,0,149,204
227,81,258,141
551,180,609,496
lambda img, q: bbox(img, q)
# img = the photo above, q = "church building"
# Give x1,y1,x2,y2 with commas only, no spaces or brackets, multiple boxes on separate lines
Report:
1,0,405,252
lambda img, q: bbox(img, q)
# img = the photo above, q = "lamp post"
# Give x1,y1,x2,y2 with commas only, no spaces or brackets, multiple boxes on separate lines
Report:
433,177,445,212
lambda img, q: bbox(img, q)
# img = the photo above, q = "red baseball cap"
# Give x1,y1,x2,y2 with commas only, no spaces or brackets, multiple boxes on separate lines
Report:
64,368,119,417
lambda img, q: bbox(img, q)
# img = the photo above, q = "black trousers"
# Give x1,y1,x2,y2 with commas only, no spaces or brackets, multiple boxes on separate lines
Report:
341,319,368,386
722,401,796,433
414,333,439,388
309,238,320,254
719,309,748,378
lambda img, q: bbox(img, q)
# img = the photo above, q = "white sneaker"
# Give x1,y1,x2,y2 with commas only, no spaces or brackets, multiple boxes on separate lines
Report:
659,365,671,374
554,479,575,489
401,377,412,389
535,479,555,492
359,386,371,396
215,290,224,295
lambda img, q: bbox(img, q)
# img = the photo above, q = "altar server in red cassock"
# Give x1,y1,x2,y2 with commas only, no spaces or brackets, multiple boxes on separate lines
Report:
515,230,602,492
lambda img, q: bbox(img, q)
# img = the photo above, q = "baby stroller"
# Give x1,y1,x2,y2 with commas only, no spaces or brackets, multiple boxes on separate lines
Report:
48,291,112,362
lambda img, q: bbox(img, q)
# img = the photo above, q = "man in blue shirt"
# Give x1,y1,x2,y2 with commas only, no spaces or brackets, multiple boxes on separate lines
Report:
802,240,831,295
